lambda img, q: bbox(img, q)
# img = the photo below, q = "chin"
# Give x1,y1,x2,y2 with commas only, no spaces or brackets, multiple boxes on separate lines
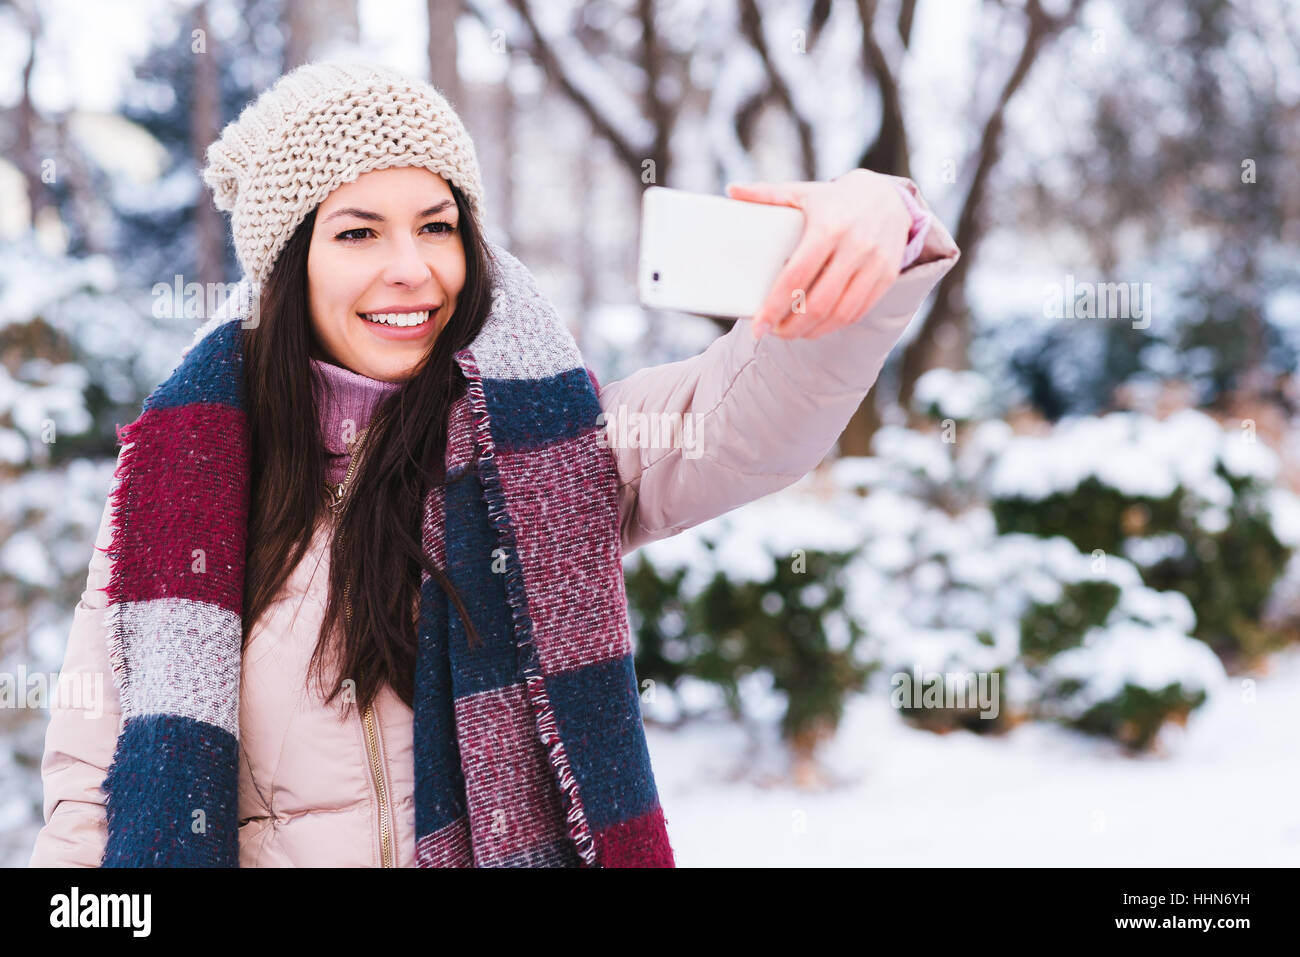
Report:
363,356,421,383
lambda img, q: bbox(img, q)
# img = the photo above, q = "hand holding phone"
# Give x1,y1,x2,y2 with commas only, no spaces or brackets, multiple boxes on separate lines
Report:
637,185,805,320
639,171,914,340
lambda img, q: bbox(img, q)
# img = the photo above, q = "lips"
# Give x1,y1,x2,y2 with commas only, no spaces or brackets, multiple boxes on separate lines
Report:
359,303,441,315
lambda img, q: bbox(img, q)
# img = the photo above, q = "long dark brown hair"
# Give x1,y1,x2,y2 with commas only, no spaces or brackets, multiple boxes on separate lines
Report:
241,181,490,714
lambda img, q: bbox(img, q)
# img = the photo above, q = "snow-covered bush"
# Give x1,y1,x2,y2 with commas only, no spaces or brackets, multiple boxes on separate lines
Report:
0,235,188,464
910,367,995,423
625,497,871,760
624,450,1226,753
987,409,1300,666
828,470,1223,749
859,417,1013,514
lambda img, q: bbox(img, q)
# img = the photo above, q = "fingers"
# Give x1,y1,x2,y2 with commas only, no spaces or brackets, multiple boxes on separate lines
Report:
853,259,900,322
769,245,861,339
730,176,904,341
752,227,835,336
804,261,886,339
726,181,810,208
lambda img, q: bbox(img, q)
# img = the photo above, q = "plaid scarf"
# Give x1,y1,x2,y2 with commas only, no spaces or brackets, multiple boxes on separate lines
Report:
99,243,675,867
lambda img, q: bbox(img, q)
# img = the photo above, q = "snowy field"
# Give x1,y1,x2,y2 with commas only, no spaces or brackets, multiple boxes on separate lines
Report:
9,648,1297,868
648,645,1300,867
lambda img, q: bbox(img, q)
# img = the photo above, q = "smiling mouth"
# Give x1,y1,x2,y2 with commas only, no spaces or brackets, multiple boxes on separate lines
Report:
357,308,438,327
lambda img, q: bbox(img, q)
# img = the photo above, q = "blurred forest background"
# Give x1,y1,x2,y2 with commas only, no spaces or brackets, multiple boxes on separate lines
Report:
2,0,1299,865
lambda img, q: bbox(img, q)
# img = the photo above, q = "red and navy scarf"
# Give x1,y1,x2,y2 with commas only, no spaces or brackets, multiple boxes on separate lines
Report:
100,242,675,867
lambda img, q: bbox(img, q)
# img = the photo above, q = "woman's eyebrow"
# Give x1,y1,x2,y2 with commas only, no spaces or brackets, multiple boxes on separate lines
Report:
324,200,456,223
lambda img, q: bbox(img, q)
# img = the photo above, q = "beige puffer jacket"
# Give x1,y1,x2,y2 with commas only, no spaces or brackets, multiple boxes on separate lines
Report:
29,178,959,866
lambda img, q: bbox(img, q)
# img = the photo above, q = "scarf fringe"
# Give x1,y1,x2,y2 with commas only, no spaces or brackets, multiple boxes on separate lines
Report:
101,417,147,715
455,349,600,867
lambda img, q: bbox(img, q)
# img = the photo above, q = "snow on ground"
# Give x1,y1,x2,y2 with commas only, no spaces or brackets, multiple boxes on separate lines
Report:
646,645,1300,867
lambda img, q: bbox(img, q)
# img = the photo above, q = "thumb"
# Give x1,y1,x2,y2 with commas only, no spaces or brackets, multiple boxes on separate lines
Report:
726,180,807,208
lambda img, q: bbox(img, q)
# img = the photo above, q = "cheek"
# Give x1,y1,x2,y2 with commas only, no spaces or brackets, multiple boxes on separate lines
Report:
446,251,468,301
308,249,366,314
305,243,332,311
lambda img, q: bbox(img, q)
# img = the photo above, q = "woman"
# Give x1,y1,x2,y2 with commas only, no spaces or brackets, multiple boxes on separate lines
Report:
29,59,958,867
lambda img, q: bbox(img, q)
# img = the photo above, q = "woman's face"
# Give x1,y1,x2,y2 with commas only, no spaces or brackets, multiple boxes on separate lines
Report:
307,166,466,382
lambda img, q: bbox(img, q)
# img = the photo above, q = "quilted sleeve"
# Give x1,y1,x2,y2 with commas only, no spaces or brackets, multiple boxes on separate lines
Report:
598,176,960,554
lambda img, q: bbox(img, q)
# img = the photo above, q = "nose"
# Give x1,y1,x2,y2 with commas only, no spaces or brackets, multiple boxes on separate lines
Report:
380,233,435,289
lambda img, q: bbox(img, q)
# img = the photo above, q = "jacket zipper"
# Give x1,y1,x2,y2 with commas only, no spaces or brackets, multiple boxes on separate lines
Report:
331,425,396,868
361,703,393,868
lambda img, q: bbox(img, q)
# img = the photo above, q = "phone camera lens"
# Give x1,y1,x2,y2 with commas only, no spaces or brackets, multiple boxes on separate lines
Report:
651,271,660,283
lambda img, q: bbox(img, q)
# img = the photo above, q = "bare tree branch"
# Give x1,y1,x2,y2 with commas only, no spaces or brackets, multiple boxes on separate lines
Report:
738,0,818,179
809,0,834,47
896,0,1088,413
12,0,51,227
427,0,465,110
637,0,673,183
501,0,651,175
855,0,910,176
193,0,224,285
897,0,918,47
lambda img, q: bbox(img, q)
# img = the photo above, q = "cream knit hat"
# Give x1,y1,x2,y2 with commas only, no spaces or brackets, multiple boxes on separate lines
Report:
200,59,485,287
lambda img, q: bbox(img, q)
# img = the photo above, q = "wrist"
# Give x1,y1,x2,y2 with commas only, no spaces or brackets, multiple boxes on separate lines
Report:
890,180,930,269
832,169,930,269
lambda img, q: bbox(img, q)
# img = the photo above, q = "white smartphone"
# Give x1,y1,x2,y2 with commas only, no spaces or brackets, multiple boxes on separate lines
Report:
637,185,805,319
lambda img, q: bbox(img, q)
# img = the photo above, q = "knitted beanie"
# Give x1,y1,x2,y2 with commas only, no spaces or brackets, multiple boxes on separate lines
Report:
200,59,485,287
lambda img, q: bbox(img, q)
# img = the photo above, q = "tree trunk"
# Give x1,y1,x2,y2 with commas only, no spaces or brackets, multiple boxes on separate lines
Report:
427,0,465,109
284,0,359,70
838,381,883,457
193,1,224,286
895,0,1086,415
14,2,52,232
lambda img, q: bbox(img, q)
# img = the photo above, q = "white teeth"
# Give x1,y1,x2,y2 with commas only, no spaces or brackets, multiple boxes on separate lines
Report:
360,310,431,327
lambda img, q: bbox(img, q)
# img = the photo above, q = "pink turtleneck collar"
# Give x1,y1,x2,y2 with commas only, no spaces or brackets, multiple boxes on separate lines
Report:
309,357,402,484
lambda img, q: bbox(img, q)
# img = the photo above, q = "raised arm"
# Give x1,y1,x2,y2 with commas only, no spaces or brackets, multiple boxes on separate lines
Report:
598,174,960,554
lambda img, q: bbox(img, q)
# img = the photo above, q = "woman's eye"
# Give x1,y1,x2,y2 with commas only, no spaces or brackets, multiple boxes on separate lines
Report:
335,222,456,243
